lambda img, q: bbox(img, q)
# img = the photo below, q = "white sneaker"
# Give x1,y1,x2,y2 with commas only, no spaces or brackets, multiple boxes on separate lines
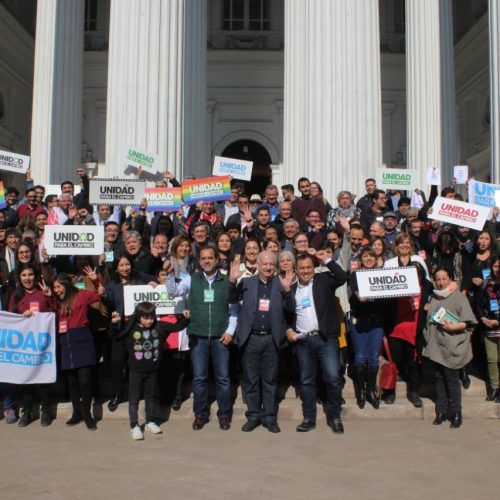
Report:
130,425,144,440
145,422,162,434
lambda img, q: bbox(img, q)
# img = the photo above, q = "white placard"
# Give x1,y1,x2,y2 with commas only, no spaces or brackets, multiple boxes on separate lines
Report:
212,156,253,181
426,167,441,186
495,190,500,208
0,149,30,174
356,267,420,299
468,179,500,210
429,196,490,231
453,165,468,184
124,145,160,175
89,178,146,205
0,311,56,384
375,168,417,191
124,285,186,316
44,225,104,255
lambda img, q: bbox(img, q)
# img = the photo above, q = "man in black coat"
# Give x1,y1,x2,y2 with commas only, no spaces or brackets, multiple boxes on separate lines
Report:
286,252,348,433
230,251,295,433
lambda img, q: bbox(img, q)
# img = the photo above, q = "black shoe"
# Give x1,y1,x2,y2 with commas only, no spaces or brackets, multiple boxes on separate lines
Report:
66,414,83,426
40,409,52,427
18,411,33,427
486,388,498,401
449,413,462,428
354,365,366,409
263,422,281,434
383,392,395,404
296,420,316,432
329,418,344,434
192,416,209,430
85,417,97,431
366,366,380,409
433,413,447,425
459,369,471,389
172,398,183,411
408,392,423,408
242,420,261,432
107,395,120,413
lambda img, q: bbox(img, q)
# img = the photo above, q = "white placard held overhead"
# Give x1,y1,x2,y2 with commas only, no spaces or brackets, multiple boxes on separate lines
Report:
375,168,417,191
453,165,468,184
429,196,490,231
123,285,186,316
468,179,500,209
495,190,500,208
356,267,421,299
44,225,104,255
89,178,146,205
124,146,160,175
0,150,30,174
426,167,441,186
212,156,253,181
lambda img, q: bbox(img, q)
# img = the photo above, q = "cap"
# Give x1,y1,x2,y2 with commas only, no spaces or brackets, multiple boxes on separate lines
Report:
383,211,397,219
250,194,262,203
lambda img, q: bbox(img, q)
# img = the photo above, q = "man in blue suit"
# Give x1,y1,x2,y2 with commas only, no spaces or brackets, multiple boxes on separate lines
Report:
229,251,295,433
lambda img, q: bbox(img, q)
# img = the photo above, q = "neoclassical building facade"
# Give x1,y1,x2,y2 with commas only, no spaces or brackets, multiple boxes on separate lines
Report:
0,0,498,198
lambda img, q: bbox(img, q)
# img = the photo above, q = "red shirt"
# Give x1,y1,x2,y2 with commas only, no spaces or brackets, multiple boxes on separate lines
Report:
16,203,47,219
57,290,101,331
8,288,56,314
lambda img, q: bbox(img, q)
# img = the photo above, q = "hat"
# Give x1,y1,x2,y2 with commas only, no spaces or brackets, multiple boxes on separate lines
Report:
250,194,262,203
383,211,397,219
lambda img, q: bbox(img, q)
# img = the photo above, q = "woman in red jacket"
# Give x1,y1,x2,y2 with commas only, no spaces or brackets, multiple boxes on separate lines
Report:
52,272,105,430
7,264,56,427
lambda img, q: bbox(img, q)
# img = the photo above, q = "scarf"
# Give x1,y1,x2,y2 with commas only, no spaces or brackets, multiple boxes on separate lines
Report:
433,281,459,299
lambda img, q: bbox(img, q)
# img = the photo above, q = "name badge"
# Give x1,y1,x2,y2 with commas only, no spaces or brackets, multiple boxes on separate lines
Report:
59,320,68,333
29,302,40,313
259,299,270,312
490,299,499,312
75,282,85,290
105,251,114,263
180,273,190,280
204,289,214,303
418,250,426,260
302,296,311,309
482,268,492,280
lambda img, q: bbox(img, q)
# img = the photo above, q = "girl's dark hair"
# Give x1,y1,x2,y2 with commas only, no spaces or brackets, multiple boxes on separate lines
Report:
436,231,459,254
359,246,377,268
12,264,41,311
54,272,78,316
154,215,174,239
171,235,193,259
112,255,137,283
433,265,452,279
14,240,37,267
240,238,260,261
475,230,492,250
135,301,156,320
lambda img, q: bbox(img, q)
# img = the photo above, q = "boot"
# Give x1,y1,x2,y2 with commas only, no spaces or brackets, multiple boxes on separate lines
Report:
40,406,52,427
366,366,380,409
433,412,447,425
107,394,121,412
18,409,34,427
449,413,462,428
82,399,97,431
354,365,366,409
459,368,470,389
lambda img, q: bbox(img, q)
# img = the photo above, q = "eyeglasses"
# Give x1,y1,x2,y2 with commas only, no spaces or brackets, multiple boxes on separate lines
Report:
18,250,31,255
295,239,308,244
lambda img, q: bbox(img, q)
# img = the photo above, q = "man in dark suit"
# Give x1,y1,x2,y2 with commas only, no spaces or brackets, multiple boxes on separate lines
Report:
287,252,348,433
230,251,295,433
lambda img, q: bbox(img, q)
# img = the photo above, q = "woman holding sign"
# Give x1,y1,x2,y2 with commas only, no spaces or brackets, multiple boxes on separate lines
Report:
423,267,478,428
383,233,431,407
8,264,56,427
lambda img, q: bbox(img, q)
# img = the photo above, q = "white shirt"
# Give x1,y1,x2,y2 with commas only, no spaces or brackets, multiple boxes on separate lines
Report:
294,280,319,333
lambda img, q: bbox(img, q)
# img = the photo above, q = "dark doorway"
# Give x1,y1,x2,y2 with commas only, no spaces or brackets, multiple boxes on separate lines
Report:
221,140,272,197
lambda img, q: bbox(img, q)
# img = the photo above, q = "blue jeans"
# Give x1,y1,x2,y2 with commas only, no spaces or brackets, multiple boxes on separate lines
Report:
349,322,384,367
189,336,231,419
295,335,342,421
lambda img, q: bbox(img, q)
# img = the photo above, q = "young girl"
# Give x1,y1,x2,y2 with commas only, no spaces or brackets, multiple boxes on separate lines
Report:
111,302,190,440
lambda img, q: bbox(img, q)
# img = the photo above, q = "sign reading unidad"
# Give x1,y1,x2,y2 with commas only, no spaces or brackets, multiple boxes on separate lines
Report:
429,196,490,231
181,176,232,204
44,225,104,255
212,156,253,181
0,149,30,175
124,145,159,175
356,267,420,299
144,187,182,212
376,168,417,191
124,285,186,316
89,178,146,205
468,179,500,209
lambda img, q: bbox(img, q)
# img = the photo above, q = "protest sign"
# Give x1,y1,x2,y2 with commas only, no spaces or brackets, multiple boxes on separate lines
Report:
0,149,30,175
453,165,468,184
144,187,182,212
375,168,417,191
124,145,160,176
0,311,56,384
181,176,232,204
426,167,441,186
124,285,186,316
0,182,6,209
468,179,500,209
429,196,490,231
44,225,104,255
212,156,253,181
89,178,146,205
356,267,420,299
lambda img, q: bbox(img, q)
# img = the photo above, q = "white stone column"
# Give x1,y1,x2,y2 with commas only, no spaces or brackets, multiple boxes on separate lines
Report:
105,0,207,180
30,0,84,184
283,0,382,199
489,0,500,184
406,0,456,188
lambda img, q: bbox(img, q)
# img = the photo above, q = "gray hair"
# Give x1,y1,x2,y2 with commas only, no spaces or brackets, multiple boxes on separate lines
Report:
337,190,354,203
278,250,296,266
123,231,142,243
283,218,300,228
257,250,278,266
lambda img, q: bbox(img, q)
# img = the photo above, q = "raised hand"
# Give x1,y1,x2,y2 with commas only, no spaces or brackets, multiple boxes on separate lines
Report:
278,268,295,292
39,279,52,296
83,266,98,282
229,259,244,283
111,311,121,324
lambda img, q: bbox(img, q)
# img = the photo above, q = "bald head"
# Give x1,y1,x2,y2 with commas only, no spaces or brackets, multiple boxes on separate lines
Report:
257,250,277,282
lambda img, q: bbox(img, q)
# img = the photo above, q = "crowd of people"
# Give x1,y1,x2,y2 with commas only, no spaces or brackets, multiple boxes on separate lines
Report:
0,167,499,439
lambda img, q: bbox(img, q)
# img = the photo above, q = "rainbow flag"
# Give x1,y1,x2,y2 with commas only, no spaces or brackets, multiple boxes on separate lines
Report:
144,187,182,212
0,182,6,209
181,176,232,204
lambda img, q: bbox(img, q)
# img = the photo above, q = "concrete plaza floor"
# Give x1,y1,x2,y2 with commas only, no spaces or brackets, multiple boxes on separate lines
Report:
1,418,499,500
